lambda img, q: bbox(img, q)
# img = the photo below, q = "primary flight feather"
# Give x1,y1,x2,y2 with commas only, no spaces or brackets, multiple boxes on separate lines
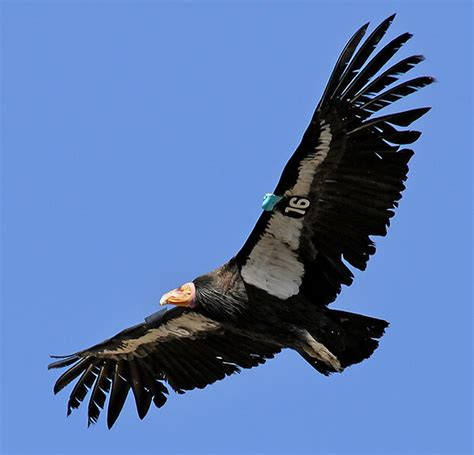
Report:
49,14,433,428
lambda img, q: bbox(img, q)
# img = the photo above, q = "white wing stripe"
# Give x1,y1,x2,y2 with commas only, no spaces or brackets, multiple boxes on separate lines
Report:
290,121,332,196
100,313,221,355
241,122,332,300
241,213,305,299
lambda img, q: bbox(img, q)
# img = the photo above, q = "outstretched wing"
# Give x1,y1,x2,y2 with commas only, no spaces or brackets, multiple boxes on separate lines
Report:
235,14,434,305
49,307,280,428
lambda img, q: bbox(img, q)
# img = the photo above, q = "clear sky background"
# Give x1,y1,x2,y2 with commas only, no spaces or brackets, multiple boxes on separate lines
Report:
1,1,472,454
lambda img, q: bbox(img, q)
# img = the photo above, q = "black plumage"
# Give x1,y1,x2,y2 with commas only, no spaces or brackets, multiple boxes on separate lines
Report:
49,15,433,428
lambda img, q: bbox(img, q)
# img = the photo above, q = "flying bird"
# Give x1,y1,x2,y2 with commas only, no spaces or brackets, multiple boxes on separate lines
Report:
49,14,434,429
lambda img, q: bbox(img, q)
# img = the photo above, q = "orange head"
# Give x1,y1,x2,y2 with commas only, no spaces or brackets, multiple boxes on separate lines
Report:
159,282,196,308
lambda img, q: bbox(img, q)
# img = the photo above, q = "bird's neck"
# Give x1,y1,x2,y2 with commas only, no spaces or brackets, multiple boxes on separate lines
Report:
193,267,248,321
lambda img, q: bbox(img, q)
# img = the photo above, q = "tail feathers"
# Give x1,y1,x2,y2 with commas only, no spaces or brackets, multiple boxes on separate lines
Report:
300,309,388,375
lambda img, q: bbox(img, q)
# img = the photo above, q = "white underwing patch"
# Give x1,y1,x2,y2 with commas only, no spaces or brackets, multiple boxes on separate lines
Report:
241,212,305,299
99,313,221,356
241,121,332,299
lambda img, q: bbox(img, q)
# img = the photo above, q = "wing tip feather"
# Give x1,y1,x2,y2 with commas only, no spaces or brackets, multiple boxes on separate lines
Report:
48,355,79,370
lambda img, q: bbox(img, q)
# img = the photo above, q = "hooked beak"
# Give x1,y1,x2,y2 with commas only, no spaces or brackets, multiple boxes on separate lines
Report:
159,282,196,308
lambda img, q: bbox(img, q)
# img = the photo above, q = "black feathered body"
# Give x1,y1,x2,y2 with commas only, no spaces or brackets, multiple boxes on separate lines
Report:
49,15,432,428
193,261,388,375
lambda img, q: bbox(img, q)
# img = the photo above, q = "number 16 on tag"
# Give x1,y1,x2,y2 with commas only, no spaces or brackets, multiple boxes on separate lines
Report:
283,196,310,218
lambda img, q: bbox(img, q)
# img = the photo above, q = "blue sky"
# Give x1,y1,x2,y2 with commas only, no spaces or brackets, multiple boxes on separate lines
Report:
1,1,472,454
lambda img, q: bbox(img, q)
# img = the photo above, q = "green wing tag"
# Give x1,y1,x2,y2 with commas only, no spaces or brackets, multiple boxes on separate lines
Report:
262,193,283,211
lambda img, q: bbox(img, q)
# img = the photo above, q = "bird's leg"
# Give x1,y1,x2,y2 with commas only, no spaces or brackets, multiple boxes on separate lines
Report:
299,329,342,372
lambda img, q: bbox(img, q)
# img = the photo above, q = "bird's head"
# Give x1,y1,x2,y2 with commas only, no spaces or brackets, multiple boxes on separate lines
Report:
159,282,196,308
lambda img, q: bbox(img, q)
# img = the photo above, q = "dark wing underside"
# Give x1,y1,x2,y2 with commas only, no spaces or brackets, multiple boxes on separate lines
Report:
49,307,280,428
236,14,433,305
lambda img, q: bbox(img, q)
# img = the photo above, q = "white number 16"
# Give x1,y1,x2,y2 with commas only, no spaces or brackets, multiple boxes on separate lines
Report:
284,196,310,216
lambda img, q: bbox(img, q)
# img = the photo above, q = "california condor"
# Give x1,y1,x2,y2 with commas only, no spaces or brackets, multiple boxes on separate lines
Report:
49,14,434,428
